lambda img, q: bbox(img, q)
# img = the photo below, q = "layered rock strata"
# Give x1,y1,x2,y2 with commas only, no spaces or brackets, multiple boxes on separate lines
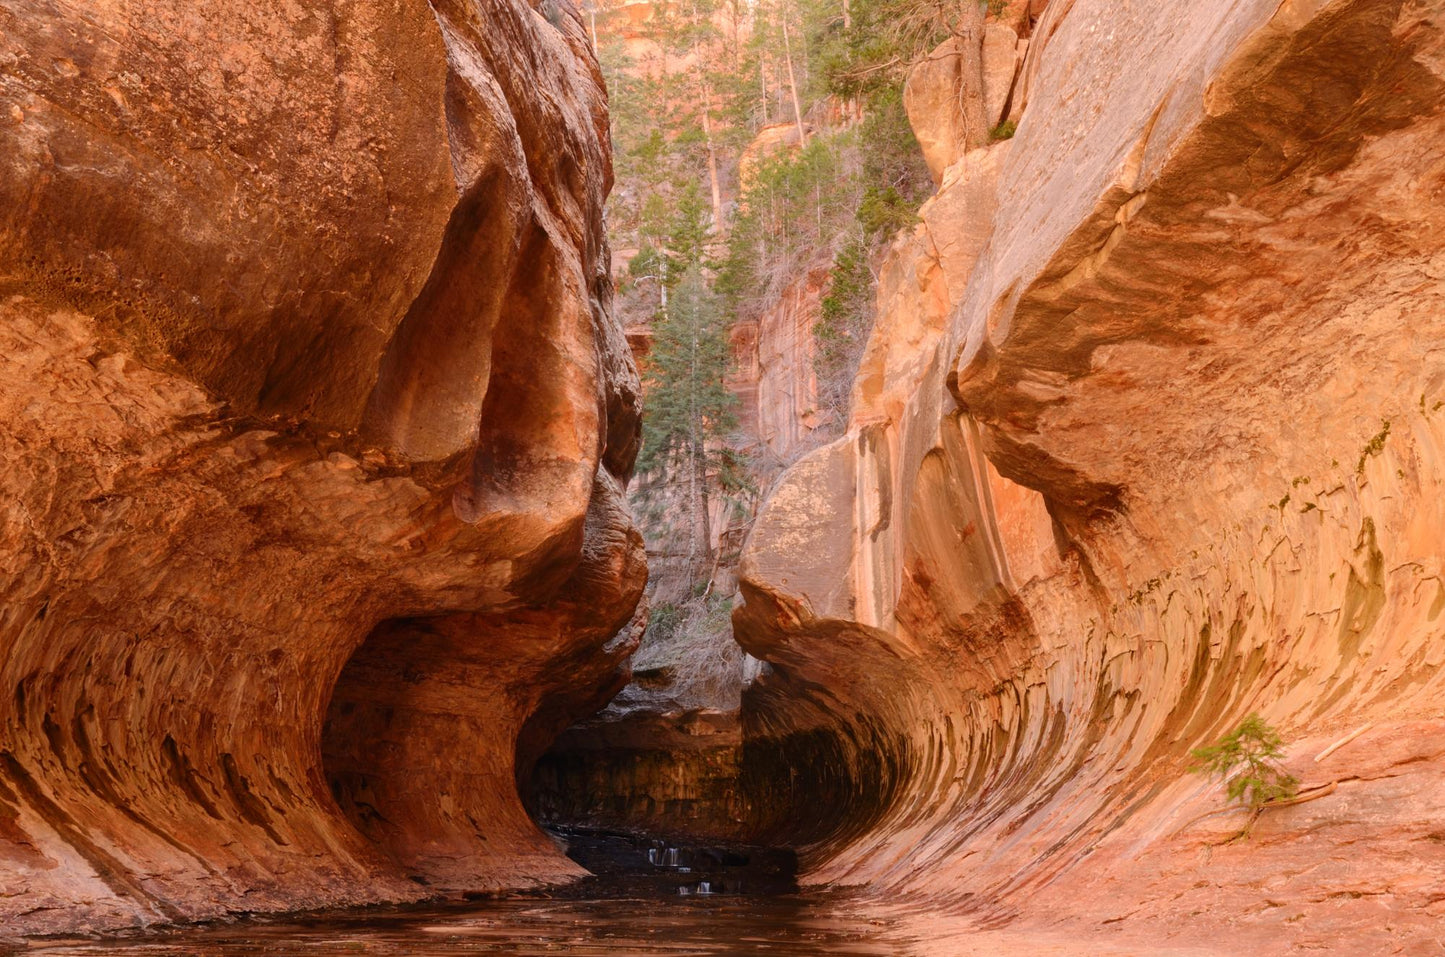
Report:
0,0,643,936
530,707,752,842
737,0,1445,947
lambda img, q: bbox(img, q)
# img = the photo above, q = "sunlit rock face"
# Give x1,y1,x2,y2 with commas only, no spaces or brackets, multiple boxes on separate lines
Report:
0,0,644,936
738,0,1445,946
750,265,834,462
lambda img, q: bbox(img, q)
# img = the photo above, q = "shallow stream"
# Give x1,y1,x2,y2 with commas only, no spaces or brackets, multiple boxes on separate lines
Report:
22,832,920,956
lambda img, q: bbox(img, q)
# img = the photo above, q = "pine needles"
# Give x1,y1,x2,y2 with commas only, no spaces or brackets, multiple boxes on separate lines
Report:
1190,713,1300,810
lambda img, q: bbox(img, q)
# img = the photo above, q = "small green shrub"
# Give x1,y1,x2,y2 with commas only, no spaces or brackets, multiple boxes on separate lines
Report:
1190,713,1299,810
1356,418,1391,474
989,119,1017,142
646,602,684,645
856,186,918,239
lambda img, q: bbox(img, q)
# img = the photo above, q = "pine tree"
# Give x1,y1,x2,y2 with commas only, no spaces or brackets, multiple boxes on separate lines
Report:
665,181,713,276
1190,714,1300,810
638,269,742,581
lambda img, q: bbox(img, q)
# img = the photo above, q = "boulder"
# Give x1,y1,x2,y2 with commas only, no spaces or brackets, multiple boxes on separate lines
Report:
982,21,1022,128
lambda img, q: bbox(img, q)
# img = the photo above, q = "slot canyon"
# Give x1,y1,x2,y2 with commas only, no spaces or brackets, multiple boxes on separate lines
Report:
1,0,1443,953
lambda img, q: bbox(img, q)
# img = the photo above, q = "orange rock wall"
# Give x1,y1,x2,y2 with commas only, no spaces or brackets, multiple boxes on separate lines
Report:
750,266,832,462
0,0,644,937
736,0,1445,948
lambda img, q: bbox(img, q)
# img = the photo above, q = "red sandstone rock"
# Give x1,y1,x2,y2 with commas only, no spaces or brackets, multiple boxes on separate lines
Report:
530,707,754,843
753,266,834,460
7,0,1445,949
905,26,1022,186
0,0,643,937
738,0,1445,950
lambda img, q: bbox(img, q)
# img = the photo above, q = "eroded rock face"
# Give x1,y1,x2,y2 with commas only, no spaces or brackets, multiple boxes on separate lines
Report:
904,25,1023,186
905,36,972,186
739,0,1445,947
753,266,833,461
0,0,643,936
530,708,752,843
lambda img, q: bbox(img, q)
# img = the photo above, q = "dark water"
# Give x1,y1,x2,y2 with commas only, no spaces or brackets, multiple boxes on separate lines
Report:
22,832,915,957
26,895,904,956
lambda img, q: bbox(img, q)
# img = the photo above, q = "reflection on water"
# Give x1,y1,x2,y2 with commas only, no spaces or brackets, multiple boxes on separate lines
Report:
25,832,909,956
558,828,798,899
28,892,904,956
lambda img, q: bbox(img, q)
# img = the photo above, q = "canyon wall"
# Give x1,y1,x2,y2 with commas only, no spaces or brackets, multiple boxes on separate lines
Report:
753,266,834,461
736,0,1445,947
0,0,644,936
725,265,834,468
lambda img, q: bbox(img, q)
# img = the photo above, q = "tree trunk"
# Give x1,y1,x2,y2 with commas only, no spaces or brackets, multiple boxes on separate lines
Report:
700,82,725,228
780,7,807,146
693,446,713,582
955,1,989,150
759,54,770,124
688,322,712,582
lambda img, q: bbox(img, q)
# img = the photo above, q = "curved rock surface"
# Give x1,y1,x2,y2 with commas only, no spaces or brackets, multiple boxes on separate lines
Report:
737,0,1445,948
0,0,644,936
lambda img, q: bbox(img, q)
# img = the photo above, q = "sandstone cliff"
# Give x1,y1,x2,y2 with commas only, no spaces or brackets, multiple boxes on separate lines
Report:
0,0,643,936
737,0,1445,947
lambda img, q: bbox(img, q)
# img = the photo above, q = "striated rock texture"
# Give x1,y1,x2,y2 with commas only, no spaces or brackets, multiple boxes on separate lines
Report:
530,707,754,843
728,265,834,465
0,0,644,937
738,0,1445,948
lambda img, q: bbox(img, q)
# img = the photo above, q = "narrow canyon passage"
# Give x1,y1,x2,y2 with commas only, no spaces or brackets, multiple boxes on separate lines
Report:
2,0,1444,953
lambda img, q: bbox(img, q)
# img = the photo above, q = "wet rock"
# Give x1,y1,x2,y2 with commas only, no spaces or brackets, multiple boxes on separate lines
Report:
530,709,753,844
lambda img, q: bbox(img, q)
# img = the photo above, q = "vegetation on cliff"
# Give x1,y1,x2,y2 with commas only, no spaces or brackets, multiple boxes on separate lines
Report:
1190,714,1300,812
637,269,746,581
596,0,957,672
